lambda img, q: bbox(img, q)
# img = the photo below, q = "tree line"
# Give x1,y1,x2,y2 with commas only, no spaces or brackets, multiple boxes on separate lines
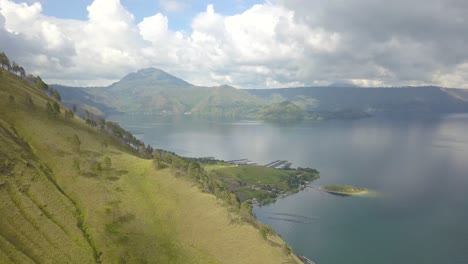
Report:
2,51,62,103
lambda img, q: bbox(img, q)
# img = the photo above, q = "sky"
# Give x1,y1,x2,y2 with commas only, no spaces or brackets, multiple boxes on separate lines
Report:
0,0,468,88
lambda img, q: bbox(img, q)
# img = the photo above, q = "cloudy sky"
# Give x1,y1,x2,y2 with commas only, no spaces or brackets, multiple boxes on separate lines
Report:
0,0,467,88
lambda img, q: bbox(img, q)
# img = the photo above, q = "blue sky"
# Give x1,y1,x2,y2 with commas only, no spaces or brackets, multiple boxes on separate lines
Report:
27,0,264,31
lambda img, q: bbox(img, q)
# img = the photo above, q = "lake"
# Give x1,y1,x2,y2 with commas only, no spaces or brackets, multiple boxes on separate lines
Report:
108,113,468,264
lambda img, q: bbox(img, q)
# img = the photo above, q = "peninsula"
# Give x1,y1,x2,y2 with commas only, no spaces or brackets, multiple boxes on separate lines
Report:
321,185,368,196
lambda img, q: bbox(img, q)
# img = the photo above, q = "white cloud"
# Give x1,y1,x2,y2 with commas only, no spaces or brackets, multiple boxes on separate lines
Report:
138,13,169,43
159,0,188,13
0,0,467,88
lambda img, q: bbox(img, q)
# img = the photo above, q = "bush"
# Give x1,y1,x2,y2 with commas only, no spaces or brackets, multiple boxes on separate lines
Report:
103,156,112,169
259,224,275,240
24,93,34,110
65,109,74,119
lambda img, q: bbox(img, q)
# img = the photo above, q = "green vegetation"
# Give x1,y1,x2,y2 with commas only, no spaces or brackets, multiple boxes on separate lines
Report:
55,69,266,117
206,164,320,204
321,185,368,195
257,101,305,121
0,53,301,263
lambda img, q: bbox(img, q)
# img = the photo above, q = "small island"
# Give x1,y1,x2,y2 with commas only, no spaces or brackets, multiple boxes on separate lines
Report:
320,185,368,196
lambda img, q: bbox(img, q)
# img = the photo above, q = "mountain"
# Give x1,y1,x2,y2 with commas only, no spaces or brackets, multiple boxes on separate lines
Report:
247,86,468,117
55,68,265,116
54,68,468,120
0,68,299,263
328,82,359,88
109,67,193,91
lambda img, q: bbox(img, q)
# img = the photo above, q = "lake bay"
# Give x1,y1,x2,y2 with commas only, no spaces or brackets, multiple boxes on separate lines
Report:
109,113,468,264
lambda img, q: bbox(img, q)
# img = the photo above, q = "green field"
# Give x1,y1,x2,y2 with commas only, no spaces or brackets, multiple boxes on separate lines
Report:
0,68,301,263
206,164,319,203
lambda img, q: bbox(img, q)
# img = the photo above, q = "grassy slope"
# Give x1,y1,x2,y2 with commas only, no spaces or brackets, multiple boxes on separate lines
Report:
209,165,291,189
0,69,299,263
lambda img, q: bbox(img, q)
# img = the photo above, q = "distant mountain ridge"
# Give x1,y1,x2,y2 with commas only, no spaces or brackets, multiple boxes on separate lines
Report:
247,86,468,116
54,68,265,117
53,68,468,119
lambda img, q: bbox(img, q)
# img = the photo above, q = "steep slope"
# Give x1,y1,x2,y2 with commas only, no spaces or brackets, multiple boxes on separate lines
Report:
0,68,299,263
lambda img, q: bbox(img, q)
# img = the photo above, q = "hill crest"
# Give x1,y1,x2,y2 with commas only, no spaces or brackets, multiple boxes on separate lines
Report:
110,67,193,90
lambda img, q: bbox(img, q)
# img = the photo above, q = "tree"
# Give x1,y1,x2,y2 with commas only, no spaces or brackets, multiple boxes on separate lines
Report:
73,159,81,172
91,160,102,172
239,201,254,222
35,76,49,91
46,102,54,113
138,145,148,158
12,61,20,76
152,149,161,160
282,244,292,256
19,66,26,78
0,52,11,70
64,109,74,119
259,225,275,240
228,193,240,210
24,93,34,110
52,102,61,114
52,89,61,101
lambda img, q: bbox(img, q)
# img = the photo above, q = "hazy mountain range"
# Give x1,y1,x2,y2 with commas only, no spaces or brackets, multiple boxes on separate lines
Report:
53,68,468,120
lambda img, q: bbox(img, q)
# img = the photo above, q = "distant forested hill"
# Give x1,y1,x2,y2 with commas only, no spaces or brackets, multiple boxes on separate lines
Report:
246,86,468,117
53,68,468,119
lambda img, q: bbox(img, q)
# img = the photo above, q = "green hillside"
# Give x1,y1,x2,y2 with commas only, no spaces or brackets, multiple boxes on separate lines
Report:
0,67,300,263
55,67,468,122
55,68,266,116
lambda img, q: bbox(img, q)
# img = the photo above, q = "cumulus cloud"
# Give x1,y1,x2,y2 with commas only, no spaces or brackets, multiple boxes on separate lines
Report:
274,0,468,88
0,0,467,88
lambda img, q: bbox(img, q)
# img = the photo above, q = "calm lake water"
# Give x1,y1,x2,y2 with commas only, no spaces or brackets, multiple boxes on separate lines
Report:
108,113,468,264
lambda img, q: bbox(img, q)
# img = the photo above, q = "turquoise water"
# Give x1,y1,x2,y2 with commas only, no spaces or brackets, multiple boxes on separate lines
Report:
108,114,468,264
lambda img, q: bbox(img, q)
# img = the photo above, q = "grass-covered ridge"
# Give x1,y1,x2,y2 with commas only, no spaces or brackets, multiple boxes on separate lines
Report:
0,64,300,263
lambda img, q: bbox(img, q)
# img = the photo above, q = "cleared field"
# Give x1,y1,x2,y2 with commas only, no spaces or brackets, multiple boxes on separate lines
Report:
208,164,292,190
